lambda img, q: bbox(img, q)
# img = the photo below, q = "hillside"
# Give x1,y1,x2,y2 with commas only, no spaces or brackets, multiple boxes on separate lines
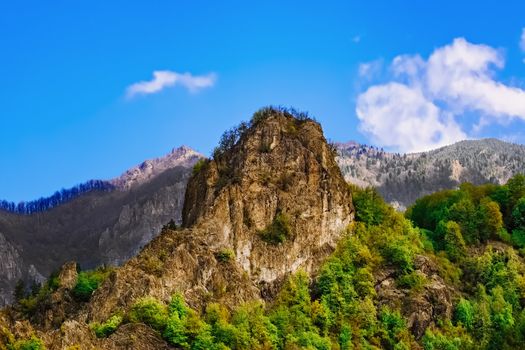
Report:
336,138,525,209
2,108,525,349
0,146,202,306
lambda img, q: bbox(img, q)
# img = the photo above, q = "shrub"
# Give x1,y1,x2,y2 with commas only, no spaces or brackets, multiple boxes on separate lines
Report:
422,329,462,350
397,271,428,292
192,158,208,176
439,221,467,262
17,271,61,315
215,249,235,263
352,186,390,226
9,336,46,350
511,229,525,248
382,240,414,273
72,267,111,302
162,219,178,231
129,297,168,331
259,212,292,244
454,299,474,331
91,314,123,338
512,197,525,230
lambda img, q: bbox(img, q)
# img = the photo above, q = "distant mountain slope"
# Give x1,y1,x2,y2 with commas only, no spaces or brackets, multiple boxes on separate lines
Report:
0,146,202,305
336,138,525,209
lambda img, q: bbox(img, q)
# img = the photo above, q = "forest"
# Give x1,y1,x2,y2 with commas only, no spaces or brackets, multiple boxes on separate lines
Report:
0,180,114,215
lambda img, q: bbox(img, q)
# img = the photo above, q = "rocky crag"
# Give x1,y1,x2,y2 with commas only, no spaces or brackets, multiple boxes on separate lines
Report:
0,108,356,348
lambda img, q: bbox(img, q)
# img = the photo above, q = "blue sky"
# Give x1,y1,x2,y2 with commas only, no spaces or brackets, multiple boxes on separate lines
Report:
1,1,525,202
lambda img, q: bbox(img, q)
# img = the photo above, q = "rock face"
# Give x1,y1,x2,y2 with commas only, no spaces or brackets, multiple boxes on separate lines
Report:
375,255,453,339
0,233,22,305
183,113,354,293
89,111,354,321
337,138,525,210
0,109,355,349
0,146,202,306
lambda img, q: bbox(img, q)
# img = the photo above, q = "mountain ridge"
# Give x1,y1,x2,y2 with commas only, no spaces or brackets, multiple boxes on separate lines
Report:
0,146,203,215
0,146,202,306
336,137,525,209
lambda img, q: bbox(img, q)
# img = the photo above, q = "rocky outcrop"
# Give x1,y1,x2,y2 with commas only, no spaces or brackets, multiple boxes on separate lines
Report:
0,233,22,305
0,109,355,349
0,147,202,306
183,113,354,294
88,110,354,321
375,255,454,339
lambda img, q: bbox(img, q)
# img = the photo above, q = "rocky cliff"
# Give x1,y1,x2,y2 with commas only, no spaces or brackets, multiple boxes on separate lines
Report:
0,146,201,306
0,108,355,349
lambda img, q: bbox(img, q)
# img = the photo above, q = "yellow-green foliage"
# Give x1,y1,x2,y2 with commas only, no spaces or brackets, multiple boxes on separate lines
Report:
215,249,235,263
4,335,46,350
90,314,123,338
72,267,112,302
16,272,60,316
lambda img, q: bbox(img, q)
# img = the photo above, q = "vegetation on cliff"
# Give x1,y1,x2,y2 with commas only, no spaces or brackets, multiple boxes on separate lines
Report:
85,175,525,349
2,109,525,349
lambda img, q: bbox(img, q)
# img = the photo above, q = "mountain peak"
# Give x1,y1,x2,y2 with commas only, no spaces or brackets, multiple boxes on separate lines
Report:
110,145,204,190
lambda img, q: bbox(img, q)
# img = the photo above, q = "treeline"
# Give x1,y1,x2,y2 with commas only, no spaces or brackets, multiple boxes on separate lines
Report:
0,180,115,215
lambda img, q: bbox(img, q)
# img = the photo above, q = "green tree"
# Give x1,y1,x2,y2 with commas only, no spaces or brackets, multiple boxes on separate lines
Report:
447,198,478,244
511,197,525,229
454,299,474,331
437,221,467,262
478,199,503,242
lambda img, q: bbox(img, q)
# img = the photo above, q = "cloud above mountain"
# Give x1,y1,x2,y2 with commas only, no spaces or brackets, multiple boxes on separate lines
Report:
126,70,216,98
356,38,525,153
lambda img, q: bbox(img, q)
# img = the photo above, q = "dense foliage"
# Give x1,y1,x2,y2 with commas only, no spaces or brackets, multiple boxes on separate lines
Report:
72,267,112,302
10,173,518,349
91,314,123,338
88,186,430,348
15,273,60,316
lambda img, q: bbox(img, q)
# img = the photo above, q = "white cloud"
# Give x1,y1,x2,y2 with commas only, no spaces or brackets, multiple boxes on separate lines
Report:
356,83,466,152
521,27,525,52
126,70,216,98
356,37,525,152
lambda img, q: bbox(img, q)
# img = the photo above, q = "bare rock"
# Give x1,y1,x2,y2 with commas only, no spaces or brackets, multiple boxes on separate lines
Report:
58,262,78,290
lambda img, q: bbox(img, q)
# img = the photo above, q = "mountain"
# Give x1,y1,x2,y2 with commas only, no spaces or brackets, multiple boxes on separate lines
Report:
0,107,355,348
3,133,525,308
336,138,525,209
0,146,202,306
2,108,525,349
